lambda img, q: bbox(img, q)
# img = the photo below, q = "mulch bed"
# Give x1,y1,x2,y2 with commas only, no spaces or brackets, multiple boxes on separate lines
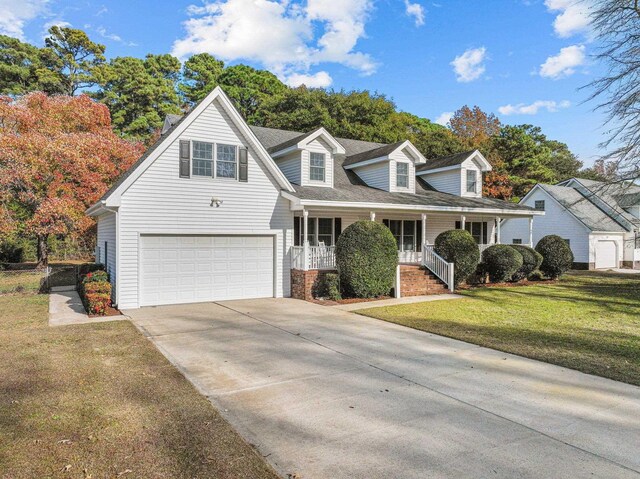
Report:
312,295,393,306
458,279,556,290
88,305,123,318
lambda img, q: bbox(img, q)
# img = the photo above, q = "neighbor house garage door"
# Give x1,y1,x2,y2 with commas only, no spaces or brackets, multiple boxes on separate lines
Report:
595,240,617,269
140,235,274,307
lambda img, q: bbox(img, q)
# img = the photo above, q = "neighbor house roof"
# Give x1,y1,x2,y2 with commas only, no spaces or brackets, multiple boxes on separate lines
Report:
539,183,628,232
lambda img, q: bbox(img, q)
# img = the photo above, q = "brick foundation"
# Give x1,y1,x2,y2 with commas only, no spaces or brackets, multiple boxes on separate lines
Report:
291,269,338,300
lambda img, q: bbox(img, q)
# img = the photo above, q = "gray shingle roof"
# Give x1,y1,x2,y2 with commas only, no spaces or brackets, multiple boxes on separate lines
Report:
249,126,535,213
416,150,476,172
342,141,407,167
539,184,627,232
571,178,640,228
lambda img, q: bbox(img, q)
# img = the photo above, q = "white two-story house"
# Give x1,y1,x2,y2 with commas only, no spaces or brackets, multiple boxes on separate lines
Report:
88,87,541,308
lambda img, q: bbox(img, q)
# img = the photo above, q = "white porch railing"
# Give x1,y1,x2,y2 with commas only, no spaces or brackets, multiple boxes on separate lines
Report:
290,245,336,270
422,244,455,292
398,250,422,264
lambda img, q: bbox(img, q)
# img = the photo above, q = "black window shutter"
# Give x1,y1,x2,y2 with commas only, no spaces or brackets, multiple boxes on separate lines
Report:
482,222,488,245
382,219,389,228
455,221,461,229
239,147,248,182
294,217,300,246
179,140,190,178
334,217,342,244
416,220,422,252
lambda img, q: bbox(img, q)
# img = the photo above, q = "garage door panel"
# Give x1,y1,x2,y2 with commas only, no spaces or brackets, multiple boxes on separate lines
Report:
140,235,274,306
595,240,617,269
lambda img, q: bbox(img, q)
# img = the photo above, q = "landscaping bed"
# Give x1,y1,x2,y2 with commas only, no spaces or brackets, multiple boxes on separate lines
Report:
358,271,640,386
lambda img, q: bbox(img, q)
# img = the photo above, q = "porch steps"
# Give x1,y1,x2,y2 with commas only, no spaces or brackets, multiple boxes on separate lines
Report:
399,264,448,297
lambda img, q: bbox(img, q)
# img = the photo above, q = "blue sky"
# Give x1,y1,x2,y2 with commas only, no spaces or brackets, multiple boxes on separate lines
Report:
3,0,606,165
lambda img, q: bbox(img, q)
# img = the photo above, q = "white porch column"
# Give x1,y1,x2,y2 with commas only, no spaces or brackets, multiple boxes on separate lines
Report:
303,209,309,270
370,211,376,221
528,217,534,247
460,215,466,230
421,213,427,262
496,216,502,244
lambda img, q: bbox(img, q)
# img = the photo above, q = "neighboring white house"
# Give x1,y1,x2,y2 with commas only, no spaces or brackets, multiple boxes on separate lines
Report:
501,179,640,270
87,87,541,309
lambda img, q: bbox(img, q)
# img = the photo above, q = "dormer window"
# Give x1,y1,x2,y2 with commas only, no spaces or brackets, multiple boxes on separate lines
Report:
310,152,326,182
466,170,477,193
396,163,409,188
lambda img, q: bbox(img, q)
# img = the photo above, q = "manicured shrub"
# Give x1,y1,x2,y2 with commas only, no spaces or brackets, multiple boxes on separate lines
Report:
315,273,341,301
527,270,545,281
82,270,109,284
510,245,543,281
83,280,112,296
335,220,398,298
482,245,523,283
85,293,111,315
535,235,574,279
77,262,105,277
434,230,480,286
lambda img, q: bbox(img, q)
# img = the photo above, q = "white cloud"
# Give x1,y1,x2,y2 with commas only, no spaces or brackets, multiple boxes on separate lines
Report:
0,0,49,39
95,26,137,46
539,44,585,79
450,47,486,83
545,0,590,38
435,111,453,126
285,71,333,88
498,100,571,115
172,0,377,87
404,0,425,26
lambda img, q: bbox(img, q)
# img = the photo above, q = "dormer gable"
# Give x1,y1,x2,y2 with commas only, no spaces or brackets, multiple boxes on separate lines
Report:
416,150,491,197
343,140,426,193
268,127,344,188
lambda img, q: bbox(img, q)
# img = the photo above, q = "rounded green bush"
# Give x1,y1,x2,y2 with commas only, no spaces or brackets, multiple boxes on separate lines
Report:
535,235,574,279
482,244,523,283
510,245,543,281
335,220,398,298
434,230,480,286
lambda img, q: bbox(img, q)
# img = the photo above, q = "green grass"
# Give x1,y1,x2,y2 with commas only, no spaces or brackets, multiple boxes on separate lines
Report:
0,271,43,294
0,292,278,478
358,271,640,386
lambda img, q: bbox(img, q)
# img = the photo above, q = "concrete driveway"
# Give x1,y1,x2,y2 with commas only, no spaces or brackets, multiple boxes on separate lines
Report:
127,299,640,479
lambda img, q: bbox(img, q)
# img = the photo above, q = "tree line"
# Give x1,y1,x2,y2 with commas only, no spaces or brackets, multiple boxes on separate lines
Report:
0,26,613,265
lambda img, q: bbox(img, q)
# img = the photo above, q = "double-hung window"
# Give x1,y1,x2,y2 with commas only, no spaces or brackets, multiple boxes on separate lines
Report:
466,169,477,193
396,163,409,188
192,141,213,177
217,144,237,178
309,152,326,182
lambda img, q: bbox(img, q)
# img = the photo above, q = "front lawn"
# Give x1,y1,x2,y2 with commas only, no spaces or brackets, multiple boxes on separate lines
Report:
0,292,278,478
358,271,640,386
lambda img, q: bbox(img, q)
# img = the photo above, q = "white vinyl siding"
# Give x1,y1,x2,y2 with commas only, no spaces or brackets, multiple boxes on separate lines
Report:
96,211,117,300
501,187,590,262
117,98,292,309
420,169,462,196
276,151,302,185
354,163,390,191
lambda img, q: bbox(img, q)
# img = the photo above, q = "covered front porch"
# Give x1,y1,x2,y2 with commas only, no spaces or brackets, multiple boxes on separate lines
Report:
290,207,535,273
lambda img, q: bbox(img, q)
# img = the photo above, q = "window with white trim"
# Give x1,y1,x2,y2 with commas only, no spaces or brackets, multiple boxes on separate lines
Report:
466,169,477,193
309,152,326,182
535,200,545,211
455,220,489,245
384,219,422,252
192,141,213,177
216,144,237,178
396,162,409,188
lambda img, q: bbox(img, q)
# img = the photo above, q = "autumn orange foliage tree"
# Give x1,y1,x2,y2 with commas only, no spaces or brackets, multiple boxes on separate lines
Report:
0,93,143,266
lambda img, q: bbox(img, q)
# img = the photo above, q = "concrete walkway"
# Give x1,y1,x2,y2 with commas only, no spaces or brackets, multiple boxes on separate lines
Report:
49,289,127,326
127,299,640,479
334,293,461,311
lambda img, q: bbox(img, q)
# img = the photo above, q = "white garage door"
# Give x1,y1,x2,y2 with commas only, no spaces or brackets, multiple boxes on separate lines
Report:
140,235,274,306
595,240,617,269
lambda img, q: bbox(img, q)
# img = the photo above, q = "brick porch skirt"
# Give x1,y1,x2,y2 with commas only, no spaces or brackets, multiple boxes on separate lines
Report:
291,269,338,300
